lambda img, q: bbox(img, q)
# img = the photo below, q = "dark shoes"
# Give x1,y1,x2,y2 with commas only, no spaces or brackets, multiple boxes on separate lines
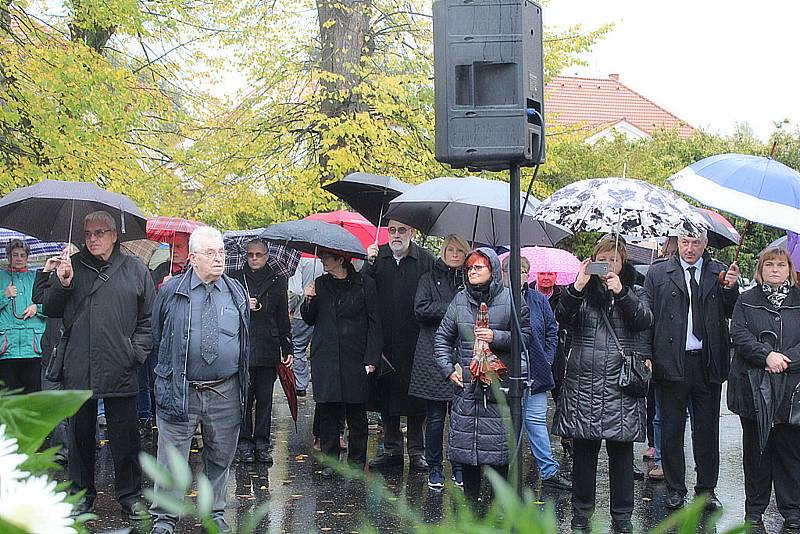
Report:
632,461,644,480
239,449,256,463
256,449,273,465
208,515,231,533
321,467,335,479
784,517,800,531
697,491,722,511
745,514,763,527
409,456,428,471
71,498,94,517
542,473,572,491
122,500,148,521
571,515,590,532
369,453,404,469
612,519,633,533
296,389,307,398
665,491,686,510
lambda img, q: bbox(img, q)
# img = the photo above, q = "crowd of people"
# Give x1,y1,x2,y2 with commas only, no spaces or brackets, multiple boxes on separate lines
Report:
2,209,800,534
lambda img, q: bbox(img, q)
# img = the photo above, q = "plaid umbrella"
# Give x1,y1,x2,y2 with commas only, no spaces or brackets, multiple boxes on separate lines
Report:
223,228,301,278
120,239,162,266
146,216,203,243
0,228,64,261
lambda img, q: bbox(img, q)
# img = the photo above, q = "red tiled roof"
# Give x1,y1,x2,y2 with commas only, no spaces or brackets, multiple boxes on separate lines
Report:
544,75,697,138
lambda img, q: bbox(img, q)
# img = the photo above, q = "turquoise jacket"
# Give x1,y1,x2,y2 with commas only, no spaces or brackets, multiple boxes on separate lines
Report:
0,269,46,359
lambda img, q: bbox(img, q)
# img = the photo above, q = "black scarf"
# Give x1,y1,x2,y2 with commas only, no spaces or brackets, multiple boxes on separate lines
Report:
467,280,492,305
243,262,275,298
761,280,792,308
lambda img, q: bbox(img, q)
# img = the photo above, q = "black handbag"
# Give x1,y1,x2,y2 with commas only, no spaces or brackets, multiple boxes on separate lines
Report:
600,309,651,398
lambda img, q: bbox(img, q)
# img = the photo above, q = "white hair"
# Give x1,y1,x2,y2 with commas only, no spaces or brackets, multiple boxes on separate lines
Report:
189,226,223,253
84,210,116,232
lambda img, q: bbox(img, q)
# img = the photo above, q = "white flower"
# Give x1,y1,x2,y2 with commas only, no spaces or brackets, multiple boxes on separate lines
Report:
0,424,28,492
0,475,75,533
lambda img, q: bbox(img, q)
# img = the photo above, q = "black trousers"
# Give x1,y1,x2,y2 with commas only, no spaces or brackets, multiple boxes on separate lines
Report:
317,402,368,466
69,396,141,506
0,357,41,393
462,463,509,505
740,418,800,521
383,414,425,458
240,366,277,451
657,352,721,496
572,438,634,521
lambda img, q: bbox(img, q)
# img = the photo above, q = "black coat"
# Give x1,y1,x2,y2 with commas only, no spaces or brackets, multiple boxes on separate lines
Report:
552,263,653,442
231,265,292,367
42,245,155,397
645,253,739,384
32,270,61,367
301,268,382,404
365,241,435,415
408,259,464,401
433,247,532,466
728,286,800,422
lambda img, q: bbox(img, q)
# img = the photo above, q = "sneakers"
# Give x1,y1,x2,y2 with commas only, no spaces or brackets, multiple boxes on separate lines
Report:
427,466,444,490
452,466,464,488
542,473,572,491
648,465,664,480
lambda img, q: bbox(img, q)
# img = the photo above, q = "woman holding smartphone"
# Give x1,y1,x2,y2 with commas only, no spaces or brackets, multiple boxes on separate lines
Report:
552,235,653,533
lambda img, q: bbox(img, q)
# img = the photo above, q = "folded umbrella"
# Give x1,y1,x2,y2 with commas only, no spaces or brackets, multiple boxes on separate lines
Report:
260,220,367,259
322,172,412,226
276,363,299,431
0,180,147,243
385,177,571,247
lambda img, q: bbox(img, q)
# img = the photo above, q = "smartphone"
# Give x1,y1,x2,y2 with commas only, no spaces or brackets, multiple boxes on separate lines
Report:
586,262,609,276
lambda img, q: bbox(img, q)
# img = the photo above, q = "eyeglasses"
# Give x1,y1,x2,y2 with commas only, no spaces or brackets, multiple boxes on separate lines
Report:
84,229,112,240
196,249,225,259
246,252,266,259
467,264,489,273
387,226,409,235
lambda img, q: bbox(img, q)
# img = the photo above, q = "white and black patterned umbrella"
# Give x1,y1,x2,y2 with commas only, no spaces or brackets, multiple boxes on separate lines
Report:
534,178,709,239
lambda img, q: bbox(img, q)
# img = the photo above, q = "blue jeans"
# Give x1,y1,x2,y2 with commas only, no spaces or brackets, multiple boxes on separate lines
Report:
523,391,559,480
653,391,694,466
425,400,461,473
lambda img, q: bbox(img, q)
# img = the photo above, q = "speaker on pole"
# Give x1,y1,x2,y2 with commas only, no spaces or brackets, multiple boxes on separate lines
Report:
433,0,544,172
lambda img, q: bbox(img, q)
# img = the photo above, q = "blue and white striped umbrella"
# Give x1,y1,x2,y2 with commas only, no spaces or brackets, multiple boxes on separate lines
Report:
668,154,800,233
0,228,64,261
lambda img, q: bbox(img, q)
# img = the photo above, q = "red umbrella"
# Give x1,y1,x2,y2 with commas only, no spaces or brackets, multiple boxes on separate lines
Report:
146,216,203,242
276,363,298,431
304,211,388,251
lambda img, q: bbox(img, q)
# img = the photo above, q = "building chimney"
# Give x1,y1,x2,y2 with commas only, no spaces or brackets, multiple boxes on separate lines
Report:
609,73,620,81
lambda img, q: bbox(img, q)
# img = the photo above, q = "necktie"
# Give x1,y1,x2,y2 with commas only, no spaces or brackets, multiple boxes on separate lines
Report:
688,266,704,341
201,284,218,365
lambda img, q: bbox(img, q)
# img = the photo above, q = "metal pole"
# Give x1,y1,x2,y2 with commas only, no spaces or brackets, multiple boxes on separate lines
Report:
508,162,523,496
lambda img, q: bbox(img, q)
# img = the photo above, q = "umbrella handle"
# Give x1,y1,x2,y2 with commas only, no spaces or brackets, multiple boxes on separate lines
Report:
719,221,750,286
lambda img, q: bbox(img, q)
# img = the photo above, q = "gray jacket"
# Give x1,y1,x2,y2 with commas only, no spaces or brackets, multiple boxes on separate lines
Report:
552,263,653,442
433,248,531,466
151,268,250,422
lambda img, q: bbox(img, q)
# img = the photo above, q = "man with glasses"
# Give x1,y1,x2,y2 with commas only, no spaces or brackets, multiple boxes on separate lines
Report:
42,210,155,519
365,219,435,470
149,226,250,534
230,239,292,465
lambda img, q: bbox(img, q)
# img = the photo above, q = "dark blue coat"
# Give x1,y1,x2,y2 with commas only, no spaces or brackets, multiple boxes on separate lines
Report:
524,285,558,395
151,268,250,423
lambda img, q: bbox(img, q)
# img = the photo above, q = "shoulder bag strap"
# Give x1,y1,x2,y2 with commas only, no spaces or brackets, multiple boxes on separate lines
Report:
599,308,624,356
61,254,129,336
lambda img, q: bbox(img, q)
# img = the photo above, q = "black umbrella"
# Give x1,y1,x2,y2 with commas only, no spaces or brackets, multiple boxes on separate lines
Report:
260,220,367,259
322,172,412,226
0,180,147,243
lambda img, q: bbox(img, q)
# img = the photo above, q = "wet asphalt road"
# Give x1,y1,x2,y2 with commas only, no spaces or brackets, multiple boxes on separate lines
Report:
84,386,784,533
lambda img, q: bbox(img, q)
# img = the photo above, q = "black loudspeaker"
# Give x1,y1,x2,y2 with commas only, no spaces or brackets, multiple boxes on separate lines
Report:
433,0,544,171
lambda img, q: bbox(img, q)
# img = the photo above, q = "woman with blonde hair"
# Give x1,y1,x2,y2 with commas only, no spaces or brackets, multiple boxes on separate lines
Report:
729,247,800,529
409,234,468,490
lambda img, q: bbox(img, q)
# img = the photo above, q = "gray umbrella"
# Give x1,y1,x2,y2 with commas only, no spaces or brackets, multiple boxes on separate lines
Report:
322,172,412,226
260,220,367,259
0,180,147,243
383,176,571,247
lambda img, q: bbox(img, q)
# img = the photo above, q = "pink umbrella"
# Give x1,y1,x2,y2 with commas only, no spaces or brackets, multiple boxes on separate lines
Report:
498,247,581,286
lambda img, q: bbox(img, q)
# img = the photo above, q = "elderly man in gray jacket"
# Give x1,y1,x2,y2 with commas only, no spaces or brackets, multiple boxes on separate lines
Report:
149,226,250,534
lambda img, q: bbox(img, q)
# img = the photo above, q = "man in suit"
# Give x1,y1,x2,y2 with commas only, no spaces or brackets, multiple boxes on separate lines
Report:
645,232,740,511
